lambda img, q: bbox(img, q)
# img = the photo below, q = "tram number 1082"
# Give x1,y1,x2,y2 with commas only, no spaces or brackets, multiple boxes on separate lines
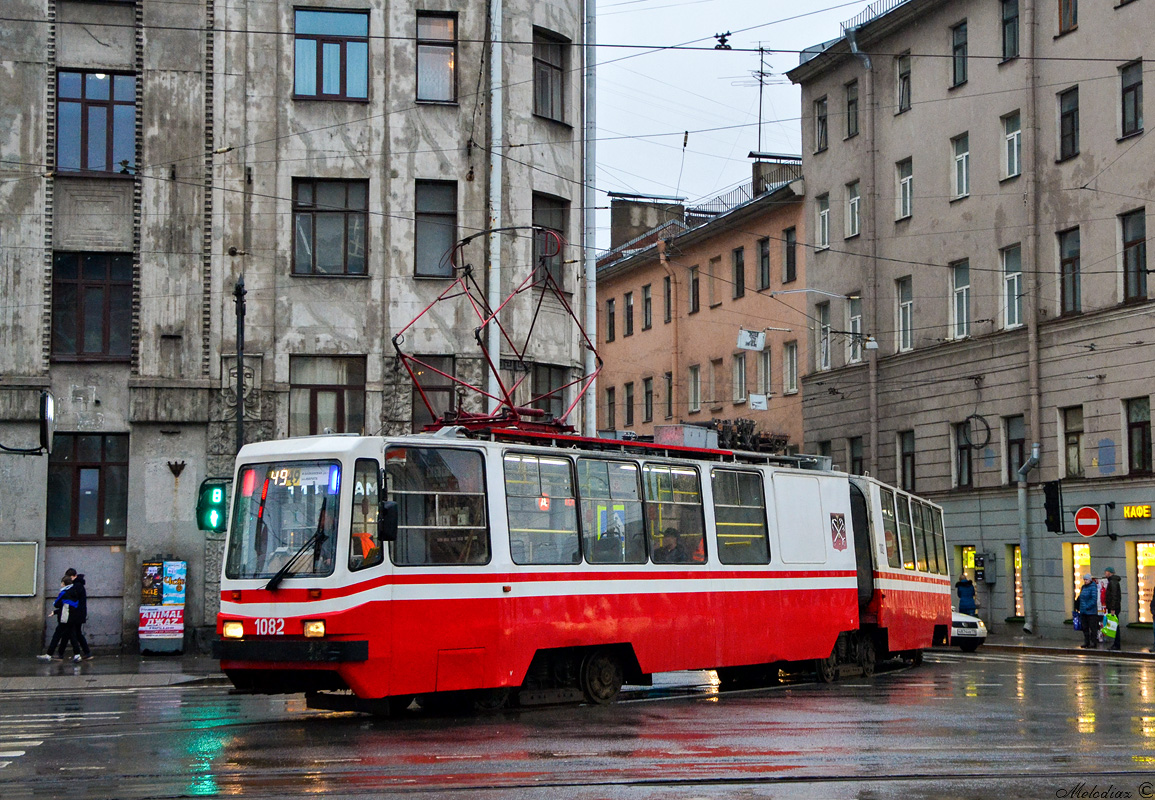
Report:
254,618,285,636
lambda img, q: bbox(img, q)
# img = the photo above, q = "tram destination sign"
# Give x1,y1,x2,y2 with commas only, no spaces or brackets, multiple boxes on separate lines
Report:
1073,506,1101,537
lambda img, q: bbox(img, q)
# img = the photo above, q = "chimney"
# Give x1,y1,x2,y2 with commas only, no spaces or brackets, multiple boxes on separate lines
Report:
608,194,686,250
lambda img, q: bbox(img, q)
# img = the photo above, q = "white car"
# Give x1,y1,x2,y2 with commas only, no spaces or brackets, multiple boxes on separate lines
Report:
952,611,987,652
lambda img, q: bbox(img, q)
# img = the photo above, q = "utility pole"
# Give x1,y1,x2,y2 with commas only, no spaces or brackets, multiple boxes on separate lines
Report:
233,276,246,454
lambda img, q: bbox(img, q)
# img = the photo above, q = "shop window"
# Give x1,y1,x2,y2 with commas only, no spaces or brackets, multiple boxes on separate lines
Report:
1137,543,1155,623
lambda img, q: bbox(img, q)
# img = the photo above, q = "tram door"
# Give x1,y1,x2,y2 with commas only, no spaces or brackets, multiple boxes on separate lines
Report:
849,483,875,610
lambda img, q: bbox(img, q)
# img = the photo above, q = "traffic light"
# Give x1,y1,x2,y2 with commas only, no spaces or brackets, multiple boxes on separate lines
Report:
196,479,230,532
1043,479,1064,533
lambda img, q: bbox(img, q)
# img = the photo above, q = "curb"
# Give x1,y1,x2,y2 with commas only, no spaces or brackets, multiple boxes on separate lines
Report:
983,642,1155,660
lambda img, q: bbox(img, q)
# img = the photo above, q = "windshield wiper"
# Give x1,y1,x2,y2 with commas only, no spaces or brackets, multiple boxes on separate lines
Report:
265,498,328,591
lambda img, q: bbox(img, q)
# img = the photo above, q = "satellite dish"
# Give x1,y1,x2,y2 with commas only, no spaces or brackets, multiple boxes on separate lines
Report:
39,391,55,455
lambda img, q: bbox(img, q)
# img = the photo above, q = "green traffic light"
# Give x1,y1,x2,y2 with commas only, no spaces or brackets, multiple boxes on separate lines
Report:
197,478,230,532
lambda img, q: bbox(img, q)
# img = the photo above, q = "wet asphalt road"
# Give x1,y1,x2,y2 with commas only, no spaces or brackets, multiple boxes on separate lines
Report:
3,649,1155,799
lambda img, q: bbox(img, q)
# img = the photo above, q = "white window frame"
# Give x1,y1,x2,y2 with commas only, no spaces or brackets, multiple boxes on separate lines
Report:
952,133,970,199
951,259,970,339
783,342,798,394
817,195,830,249
688,365,701,412
1002,244,1023,329
817,302,831,370
848,296,863,363
1003,111,1021,178
758,349,772,395
897,159,913,219
896,52,911,113
897,276,913,352
846,181,860,238
732,353,747,402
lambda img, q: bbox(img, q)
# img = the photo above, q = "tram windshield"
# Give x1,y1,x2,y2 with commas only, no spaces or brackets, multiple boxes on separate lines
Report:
225,460,341,579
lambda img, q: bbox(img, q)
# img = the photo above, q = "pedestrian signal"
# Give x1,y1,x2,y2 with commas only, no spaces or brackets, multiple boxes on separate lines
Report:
1043,480,1064,533
197,479,230,532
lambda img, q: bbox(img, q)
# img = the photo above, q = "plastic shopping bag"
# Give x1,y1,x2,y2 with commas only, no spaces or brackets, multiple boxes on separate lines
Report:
1073,613,1082,631
1103,613,1119,639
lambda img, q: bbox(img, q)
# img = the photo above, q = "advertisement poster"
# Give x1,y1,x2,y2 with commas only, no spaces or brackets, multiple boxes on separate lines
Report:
139,606,184,639
163,561,187,606
140,562,163,605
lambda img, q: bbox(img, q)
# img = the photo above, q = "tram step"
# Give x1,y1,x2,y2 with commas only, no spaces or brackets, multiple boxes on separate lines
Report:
518,687,586,706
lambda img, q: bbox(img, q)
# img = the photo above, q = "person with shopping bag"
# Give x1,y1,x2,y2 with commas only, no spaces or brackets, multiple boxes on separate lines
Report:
1077,574,1101,649
1103,566,1122,651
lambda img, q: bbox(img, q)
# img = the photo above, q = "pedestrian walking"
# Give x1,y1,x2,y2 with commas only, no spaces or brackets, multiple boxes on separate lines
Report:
1076,574,1101,649
66,568,94,661
955,575,977,615
36,574,81,661
1102,566,1122,651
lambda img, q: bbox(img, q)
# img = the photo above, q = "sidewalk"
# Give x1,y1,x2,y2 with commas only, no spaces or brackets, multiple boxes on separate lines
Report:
0,652,228,692
979,628,1155,660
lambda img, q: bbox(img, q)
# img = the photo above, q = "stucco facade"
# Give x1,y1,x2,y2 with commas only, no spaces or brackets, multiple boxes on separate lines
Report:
0,0,587,654
788,0,1155,636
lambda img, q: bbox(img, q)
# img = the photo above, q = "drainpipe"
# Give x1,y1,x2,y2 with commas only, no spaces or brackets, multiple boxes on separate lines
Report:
582,0,597,435
658,240,678,422
486,0,503,412
1017,443,1040,633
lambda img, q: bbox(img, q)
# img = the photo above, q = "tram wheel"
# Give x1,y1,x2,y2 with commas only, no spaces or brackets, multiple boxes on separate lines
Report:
815,653,837,684
858,637,876,678
580,649,624,704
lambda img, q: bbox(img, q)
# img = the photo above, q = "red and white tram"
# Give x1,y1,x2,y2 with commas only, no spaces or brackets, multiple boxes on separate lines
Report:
213,428,952,711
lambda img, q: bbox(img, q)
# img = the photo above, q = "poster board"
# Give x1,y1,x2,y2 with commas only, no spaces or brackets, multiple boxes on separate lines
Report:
0,542,38,597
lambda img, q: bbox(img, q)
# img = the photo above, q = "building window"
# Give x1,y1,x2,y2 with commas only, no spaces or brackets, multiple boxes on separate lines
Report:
623,292,634,337
416,14,456,102
1003,244,1023,328
846,80,859,138
289,356,366,436
848,296,863,363
51,252,132,359
414,180,457,277
707,257,720,307
1002,0,1019,60
1059,227,1081,315
533,29,566,122
817,195,830,249
896,52,911,113
294,10,369,100
709,359,723,407
846,181,861,238
1004,112,1022,178
532,364,568,419
1122,61,1143,138
896,159,913,219
783,342,798,394
533,193,568,285
952,133,970,199
732,248,745,299
664,372,673,418
849,437,864,476
411,355,455,432
56,71,136,174
814,97,828,152
623,382,634,427
1059,0,1077,34
1123,209,1148,302
605,386,616,430
951,21,968,86
688,365,701,412
643,377,653,422
783,228,797,283
605,298,615,342
757,349,772,395
1063,405,1084,478
1128,397,1152,474
663,275,672,323
899,430,916,492
732,353,747,402
1005,415,1025,483
293,179,368,275
952,260,970,339
46,433,129,540
897,276,913,351
1059,87,1079,160
642,284,652,329
1138,543,1155,623
688,266,700,313
817,302,831,370
955,421,973,488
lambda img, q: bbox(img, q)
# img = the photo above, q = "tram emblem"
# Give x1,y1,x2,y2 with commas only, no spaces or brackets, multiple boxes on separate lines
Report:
830,513,847,551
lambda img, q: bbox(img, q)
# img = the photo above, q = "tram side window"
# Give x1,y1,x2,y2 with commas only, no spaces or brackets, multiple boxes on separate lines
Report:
910,501,930,572
386,447,489,566
349,458,383,571
918,502,942,574
896,495,916,570
712,469,770,564
505,453,580,564
931,506,948,575
879,489,902,568
643,464,706,564
577,459,646,564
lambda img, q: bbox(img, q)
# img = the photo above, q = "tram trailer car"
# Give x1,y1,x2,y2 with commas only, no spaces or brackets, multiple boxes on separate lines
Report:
213,430,952,711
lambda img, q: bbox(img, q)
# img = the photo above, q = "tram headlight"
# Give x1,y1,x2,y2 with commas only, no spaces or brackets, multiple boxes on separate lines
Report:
302,620,326,638
222,621,244,639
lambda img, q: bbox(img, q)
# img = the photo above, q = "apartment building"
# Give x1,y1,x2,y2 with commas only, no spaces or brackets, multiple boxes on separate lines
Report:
0,0,587,653
788,0,1154,635
597,157,807,452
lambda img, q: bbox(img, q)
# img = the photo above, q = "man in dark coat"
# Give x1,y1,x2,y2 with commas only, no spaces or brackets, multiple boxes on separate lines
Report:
66,568,93,660
1103,566,1122,651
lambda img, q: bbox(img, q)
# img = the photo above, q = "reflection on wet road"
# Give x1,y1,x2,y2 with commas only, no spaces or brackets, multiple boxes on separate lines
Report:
3,650,1155,799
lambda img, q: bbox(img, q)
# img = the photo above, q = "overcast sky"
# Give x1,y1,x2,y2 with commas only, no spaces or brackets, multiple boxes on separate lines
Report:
594,0,873,250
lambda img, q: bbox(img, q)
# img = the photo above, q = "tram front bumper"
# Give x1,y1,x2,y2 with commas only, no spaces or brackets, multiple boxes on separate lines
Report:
212,638,369,663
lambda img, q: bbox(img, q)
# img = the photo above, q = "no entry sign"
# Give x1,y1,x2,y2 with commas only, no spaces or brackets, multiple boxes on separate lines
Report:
1074,506,1101,537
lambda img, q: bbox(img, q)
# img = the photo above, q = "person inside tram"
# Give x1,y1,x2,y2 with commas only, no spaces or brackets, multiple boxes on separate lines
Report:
654,527,692,564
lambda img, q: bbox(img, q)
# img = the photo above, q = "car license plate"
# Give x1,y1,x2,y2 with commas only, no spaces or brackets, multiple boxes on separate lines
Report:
954,629,977,636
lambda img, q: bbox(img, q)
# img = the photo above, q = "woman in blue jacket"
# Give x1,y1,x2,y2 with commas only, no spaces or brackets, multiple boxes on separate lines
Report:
1077,574,1101,649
